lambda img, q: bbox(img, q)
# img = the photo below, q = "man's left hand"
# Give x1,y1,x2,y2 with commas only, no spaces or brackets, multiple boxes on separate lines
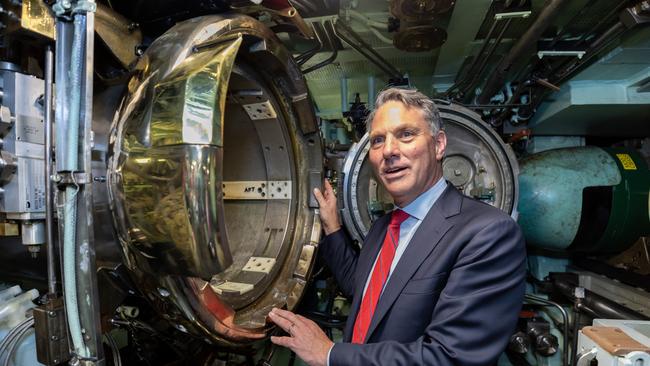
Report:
268,308,333,366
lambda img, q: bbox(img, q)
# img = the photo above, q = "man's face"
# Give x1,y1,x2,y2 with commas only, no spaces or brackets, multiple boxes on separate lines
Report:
368,100,446,207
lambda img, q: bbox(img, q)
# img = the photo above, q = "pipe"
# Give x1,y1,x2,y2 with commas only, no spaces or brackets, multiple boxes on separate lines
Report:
445,18,500,97
62,12,89,359
44,45,57,296
366,26,393,45
333,21,402,80
553,21,626,83
462,18,513,97
553,279,649,320
478,0,570,104
340,77,348,113
295,23,323,66
346,9,388,29
368,76,375,108
303,21,338,74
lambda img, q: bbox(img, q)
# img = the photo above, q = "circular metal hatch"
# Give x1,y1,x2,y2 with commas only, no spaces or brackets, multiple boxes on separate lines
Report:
107,14,322,345
341,101,519,243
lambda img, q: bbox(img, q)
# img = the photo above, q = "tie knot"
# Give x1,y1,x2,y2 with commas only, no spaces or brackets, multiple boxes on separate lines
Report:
389,209,409,227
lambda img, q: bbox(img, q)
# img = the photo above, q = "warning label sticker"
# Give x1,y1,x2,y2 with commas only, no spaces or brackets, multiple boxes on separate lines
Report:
616,153,637,170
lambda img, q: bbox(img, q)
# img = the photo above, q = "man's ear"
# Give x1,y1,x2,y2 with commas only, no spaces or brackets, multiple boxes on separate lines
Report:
434,131,447,161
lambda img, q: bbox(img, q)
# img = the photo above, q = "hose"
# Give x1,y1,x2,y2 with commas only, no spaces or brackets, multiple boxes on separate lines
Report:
61,11,88,359
0,316,35,366
104,333,122,366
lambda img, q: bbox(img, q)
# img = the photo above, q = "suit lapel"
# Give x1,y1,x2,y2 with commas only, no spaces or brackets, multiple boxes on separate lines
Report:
364,185,461,342
343,214,390,342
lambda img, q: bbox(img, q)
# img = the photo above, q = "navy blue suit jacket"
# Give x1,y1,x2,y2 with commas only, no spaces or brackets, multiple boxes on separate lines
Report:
320,184,526,365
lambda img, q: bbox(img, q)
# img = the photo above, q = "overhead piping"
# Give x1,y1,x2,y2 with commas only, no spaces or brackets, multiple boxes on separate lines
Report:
477,0,570,104
332,20,402,80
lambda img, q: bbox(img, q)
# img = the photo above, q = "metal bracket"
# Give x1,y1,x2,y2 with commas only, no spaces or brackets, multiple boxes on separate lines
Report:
34,297,71,366
242,257,276,274
242,101,277,120
53,172,91,187
494,11,532,20
222,180,291,200
537,50,586,59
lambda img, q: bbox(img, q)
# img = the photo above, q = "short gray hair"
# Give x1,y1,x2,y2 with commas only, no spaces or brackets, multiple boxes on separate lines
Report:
365,87,443,134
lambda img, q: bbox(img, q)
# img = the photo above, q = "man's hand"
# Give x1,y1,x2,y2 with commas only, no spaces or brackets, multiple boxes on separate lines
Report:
269,308,333,366
313,180,341,235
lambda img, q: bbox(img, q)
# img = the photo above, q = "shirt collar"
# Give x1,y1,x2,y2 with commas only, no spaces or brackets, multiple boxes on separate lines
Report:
399,178,447,221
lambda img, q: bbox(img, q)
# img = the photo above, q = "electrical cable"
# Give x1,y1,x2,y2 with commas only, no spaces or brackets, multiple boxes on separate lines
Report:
0,316,35,366
104,333,122,366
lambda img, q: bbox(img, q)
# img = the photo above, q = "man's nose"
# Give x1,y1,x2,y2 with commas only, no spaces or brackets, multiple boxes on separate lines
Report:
382,135,399,159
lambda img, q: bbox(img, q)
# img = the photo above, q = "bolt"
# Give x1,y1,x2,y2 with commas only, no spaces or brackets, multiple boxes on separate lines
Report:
51,335,58,341
93,176,106,182
454,169,461,176
48,311,56,317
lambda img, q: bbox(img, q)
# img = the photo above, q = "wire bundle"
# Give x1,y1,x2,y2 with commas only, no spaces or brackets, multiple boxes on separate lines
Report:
0,316,35,366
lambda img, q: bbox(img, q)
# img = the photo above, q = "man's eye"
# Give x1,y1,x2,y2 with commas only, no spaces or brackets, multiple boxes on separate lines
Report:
400,130,415,139
370,137,384,146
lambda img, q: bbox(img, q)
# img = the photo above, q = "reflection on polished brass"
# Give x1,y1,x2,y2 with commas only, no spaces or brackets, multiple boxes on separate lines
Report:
151,37,241,146
121,146,230,278
110,30,243,280
20,0,55,39
108,14,322,346
95,3,142,68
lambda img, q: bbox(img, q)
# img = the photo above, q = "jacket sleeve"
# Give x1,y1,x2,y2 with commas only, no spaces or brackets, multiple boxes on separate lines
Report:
318,229,359,298
329,218,527,366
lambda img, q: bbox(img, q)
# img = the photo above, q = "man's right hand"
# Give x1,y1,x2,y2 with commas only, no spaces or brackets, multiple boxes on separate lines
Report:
313,180,341,235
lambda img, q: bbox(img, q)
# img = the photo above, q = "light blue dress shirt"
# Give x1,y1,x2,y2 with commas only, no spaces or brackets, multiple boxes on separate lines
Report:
361,177,448,298
326,178,448,365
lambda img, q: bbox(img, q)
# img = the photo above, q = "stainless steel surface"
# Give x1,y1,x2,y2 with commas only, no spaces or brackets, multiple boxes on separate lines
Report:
341,101,519,242
21,220,45,244
44,45,56,295
106,13,322,345
0,71,46,220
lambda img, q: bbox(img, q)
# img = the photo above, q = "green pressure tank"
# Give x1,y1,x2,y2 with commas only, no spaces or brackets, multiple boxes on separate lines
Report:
518,146,650,253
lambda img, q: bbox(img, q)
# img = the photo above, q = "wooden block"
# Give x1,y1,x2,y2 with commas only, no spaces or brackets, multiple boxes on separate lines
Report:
582,326,650,356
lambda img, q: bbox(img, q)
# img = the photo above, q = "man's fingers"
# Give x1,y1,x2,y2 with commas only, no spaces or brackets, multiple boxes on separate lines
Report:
271,307,297,320
268,310,294,332
323,179,334,196
270,335,293,348
313,188,325,207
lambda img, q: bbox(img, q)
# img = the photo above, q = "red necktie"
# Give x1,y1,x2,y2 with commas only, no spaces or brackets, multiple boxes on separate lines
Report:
352,209,410,344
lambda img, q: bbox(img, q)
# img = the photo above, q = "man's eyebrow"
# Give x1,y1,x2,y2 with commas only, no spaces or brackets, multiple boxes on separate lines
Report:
394,125,421,133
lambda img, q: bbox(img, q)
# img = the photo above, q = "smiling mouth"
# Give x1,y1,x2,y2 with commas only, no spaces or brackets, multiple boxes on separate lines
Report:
383,166,407,176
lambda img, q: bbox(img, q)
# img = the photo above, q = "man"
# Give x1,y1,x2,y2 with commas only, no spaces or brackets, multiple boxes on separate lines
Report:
268,88,526,365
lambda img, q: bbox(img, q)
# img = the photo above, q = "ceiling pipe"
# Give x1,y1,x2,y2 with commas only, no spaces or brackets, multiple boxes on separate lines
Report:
477,0,570,104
